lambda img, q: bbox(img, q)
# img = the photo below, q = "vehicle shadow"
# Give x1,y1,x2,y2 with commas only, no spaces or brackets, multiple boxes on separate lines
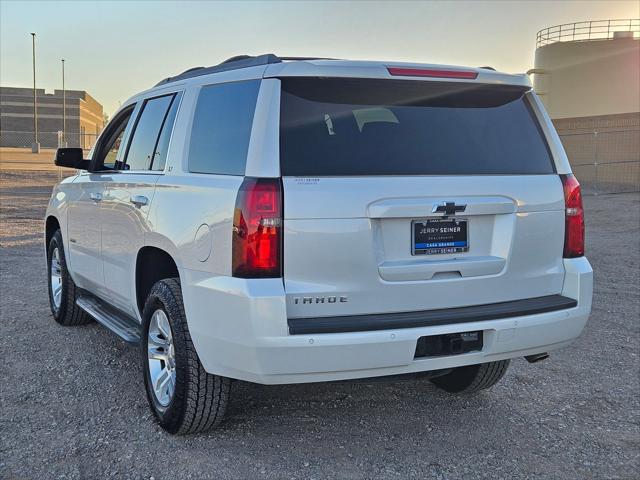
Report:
220,372,498,434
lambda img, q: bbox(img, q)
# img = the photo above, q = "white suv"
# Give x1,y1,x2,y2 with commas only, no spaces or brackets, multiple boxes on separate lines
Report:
45,54,593,434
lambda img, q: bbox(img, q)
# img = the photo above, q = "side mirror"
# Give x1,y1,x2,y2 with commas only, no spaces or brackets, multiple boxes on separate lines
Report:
54,148,90,170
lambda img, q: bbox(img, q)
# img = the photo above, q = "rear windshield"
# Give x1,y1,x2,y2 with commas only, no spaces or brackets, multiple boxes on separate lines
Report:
279,78,554,176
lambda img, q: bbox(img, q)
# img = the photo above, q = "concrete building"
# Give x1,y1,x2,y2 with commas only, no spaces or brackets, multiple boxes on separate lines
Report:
530,19,639,192
0,86,104,149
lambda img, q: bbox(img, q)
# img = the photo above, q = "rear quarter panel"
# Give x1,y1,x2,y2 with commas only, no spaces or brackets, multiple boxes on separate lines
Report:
147,174,243,275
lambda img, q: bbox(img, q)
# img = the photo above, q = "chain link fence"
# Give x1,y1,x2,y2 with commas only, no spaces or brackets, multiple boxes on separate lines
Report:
0,130,99,150
558,128,640,195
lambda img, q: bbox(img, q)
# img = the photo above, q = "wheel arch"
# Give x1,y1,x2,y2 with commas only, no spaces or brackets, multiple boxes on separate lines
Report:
45,215,61,248
135,245,181,318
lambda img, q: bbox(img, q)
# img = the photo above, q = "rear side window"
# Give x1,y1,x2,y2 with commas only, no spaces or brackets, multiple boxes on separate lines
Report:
280,78,554,176
151,94,181,171
188,80,261,175
125,94,174,171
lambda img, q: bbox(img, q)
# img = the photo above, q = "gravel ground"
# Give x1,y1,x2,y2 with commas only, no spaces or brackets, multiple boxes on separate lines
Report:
1,171,638,479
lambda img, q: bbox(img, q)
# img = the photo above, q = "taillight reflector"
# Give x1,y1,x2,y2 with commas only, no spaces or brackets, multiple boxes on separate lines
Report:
560,174,585,258
387,67,478,79
232,177,282,278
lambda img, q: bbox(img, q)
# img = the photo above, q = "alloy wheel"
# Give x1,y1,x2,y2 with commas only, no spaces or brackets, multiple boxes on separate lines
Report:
147,309,176,407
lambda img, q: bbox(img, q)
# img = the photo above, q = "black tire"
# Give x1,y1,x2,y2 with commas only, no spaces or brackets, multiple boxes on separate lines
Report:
47,229,91,326
141,278,230,434
430,360,510,393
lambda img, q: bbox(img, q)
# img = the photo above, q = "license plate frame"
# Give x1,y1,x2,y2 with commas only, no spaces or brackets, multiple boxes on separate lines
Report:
412,218,469,256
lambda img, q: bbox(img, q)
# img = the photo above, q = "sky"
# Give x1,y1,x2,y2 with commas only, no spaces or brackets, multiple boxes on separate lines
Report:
1,0,638,116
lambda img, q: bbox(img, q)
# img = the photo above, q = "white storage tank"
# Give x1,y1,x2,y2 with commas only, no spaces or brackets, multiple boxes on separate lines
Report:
530,19,639,120
529,20,639,194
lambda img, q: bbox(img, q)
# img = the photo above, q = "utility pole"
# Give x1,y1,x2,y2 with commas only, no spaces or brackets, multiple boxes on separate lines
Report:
61,58,66,147
30,32,39,153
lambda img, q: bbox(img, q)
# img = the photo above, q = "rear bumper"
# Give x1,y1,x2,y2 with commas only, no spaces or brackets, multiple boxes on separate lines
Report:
288,294,577,335
182,257,592,385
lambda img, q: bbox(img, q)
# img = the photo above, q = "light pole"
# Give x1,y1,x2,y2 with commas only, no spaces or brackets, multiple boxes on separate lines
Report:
61,58,66,147
30,32,39,153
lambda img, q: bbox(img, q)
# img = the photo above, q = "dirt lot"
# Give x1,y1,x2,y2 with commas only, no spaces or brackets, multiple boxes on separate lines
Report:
1,170,638,479
0,148,60,172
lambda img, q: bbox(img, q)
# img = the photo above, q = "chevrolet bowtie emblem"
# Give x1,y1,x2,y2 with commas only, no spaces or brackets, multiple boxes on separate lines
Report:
432,202,467,216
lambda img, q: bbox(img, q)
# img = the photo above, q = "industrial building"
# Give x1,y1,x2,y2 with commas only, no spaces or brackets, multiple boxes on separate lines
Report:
0,86,104,149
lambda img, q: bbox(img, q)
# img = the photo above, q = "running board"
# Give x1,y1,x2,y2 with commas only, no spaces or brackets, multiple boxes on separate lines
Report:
76,295,141,344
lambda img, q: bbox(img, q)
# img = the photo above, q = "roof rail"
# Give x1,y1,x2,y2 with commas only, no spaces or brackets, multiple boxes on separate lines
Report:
154,53,282,87
279,56,337,61
220,55,255,64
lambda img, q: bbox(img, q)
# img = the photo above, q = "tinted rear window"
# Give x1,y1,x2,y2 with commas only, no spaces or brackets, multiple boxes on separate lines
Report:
280,78,554,176
188,80,260,175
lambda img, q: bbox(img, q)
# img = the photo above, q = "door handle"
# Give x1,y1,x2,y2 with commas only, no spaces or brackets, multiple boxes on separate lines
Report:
130,195,149,207
90,192,102,202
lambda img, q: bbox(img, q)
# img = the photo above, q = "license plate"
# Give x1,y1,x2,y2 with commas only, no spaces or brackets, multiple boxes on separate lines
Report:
412,218,469,255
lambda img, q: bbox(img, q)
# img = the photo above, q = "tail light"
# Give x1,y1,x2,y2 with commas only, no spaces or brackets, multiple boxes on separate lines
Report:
560,174,585,258
232,177,282,278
